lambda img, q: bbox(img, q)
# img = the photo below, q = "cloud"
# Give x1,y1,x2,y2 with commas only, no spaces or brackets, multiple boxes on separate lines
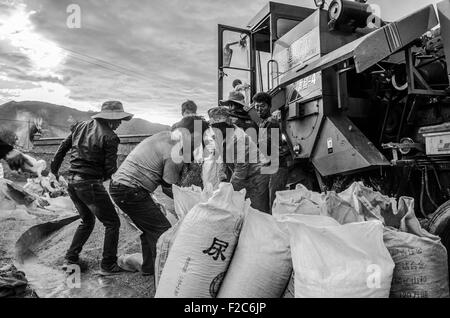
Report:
0,0,443,125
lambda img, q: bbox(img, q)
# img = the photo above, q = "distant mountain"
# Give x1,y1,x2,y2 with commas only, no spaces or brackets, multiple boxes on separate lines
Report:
0,101,170,145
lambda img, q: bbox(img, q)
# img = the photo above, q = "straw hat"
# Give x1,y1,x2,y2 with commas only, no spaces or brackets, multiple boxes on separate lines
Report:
208,107,232,125
219,91,246,108
91,101,134,121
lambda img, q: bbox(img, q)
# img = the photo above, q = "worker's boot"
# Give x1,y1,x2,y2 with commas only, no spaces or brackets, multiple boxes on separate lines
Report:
141,257,155,277
141,269,154,277
99,263,125,276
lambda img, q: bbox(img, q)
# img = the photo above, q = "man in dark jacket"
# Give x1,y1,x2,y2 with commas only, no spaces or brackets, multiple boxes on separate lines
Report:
50,101,133,275
0,139,32,172
252,92,291,208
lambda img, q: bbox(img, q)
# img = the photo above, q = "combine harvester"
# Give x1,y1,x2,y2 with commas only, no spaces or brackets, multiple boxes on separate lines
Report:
218,0,450,238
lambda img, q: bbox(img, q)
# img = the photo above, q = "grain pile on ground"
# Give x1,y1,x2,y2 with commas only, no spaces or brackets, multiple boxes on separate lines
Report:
0,179,68,268
22,214,150,298
18,188,174,298
0,219,44,268
1,175,175,298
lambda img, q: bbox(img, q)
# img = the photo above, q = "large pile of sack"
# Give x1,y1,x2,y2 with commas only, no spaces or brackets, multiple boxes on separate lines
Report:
150,182,449,298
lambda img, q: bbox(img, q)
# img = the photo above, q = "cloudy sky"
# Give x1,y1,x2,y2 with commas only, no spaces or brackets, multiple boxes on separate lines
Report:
0,0,443,125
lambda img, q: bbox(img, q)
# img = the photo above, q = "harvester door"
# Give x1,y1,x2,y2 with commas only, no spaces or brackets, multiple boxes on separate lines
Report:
218,25,254,104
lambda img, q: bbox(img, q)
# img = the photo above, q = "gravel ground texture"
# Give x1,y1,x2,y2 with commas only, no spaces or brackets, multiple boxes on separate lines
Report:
0,183,175,298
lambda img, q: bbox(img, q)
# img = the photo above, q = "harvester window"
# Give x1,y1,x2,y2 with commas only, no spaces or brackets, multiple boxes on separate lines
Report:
218,25,253,102
222,30,250,70
255,51,271,93
276,18,301,39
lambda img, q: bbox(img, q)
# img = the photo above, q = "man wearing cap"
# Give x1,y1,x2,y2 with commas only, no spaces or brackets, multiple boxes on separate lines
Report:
50,101,133,275
208,107,271,213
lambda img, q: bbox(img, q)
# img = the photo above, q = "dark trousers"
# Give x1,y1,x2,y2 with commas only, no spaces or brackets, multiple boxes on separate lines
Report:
245,173,271,214
66,180,120,269
109,182,171,274
269,166,290,209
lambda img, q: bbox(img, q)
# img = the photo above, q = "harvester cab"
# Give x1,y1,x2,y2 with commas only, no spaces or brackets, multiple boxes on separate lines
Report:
218,0,450,216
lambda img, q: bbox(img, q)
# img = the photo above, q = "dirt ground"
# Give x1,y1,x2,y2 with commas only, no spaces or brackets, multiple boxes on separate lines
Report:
0,185,175,298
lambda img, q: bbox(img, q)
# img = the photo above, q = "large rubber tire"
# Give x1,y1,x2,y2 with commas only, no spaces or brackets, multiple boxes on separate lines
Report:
428,200,450,236
428,200,450,283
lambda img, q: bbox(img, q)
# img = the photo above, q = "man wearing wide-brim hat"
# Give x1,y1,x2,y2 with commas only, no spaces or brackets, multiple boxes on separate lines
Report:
219,91,258,137
208,106,271,214
50,101,133,275
91,101,134,121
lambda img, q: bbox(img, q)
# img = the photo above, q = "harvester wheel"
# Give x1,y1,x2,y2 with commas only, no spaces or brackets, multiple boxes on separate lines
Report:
427,200,450,281
428,200,450,236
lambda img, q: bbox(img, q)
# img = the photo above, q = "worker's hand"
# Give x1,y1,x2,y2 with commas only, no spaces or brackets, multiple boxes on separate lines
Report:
5,150,33,173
